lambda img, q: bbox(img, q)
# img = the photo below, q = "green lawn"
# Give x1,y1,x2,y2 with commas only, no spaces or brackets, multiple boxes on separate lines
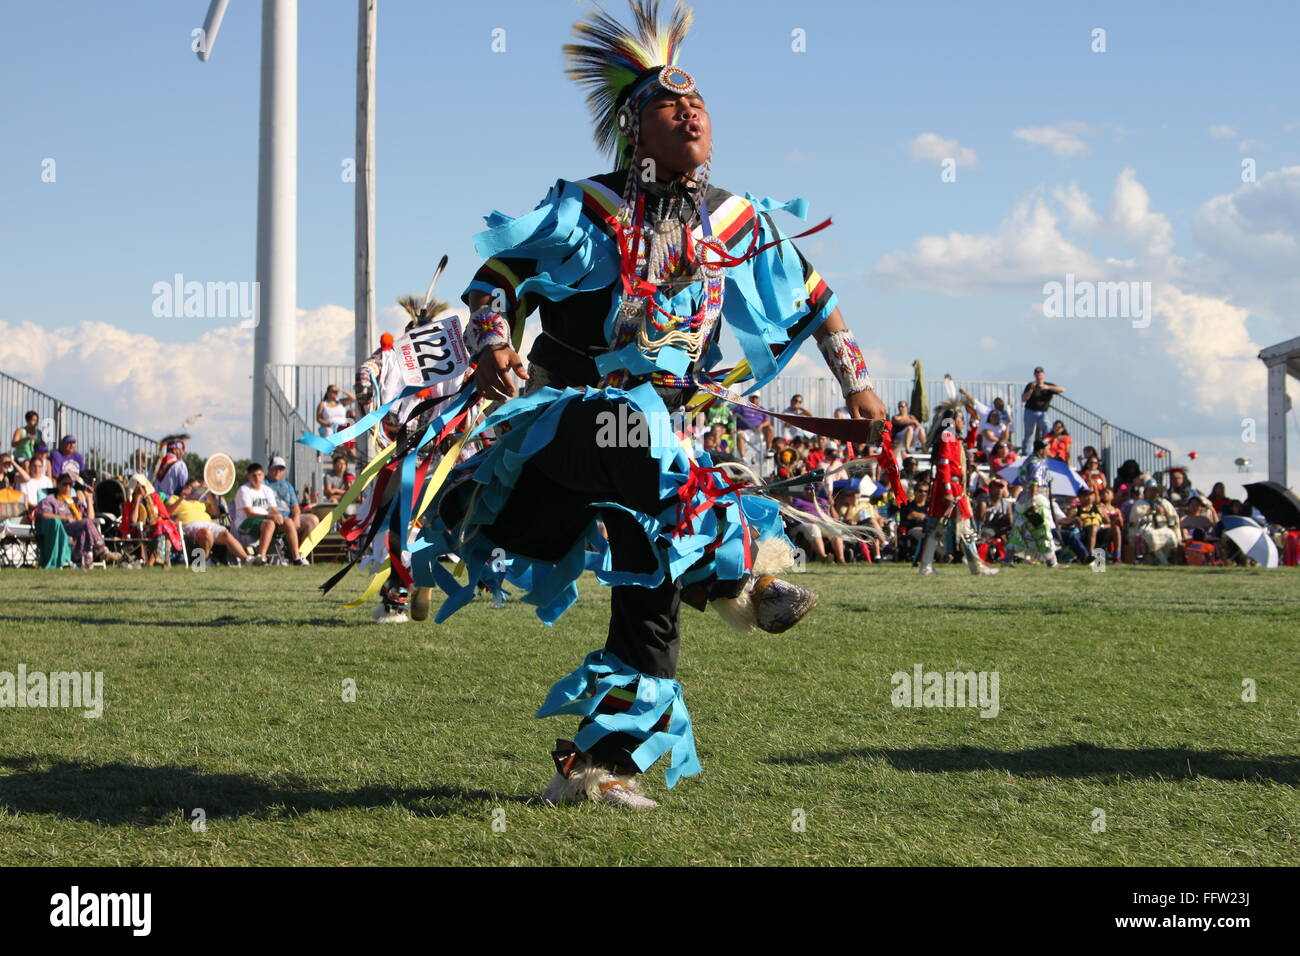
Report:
1,562,1296,866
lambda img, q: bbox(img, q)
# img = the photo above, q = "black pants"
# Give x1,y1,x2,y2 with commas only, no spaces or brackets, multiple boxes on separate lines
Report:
476,395,686,678
450,393,747,772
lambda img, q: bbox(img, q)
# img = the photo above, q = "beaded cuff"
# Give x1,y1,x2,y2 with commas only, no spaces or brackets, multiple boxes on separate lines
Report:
464,307,511,358
817,328,873,398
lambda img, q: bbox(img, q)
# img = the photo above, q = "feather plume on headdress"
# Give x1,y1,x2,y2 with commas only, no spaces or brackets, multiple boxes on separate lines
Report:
396,294,449,329
564,0,695,166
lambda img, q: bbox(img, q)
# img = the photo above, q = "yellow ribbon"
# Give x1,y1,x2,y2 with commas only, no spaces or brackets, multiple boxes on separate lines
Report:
299,441,397,558
342,559,391,609
685,359,751,414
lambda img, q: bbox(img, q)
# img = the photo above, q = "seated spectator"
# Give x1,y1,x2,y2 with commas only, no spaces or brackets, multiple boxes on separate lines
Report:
153,438,190,499
35,472,121,566
316,385,355,439
781,394,814,439
167,478,250,564
1046,420,1072,463
11,411,44,461
1098,487,1124,559
323,455,354,504
1079,455,1106,496
787,486,845,564
0,461,24,511
889,401,926,460
1164,467,1200,510
18,454,54,509
834,485,885,561
1179,496,1216,543
1127,481,1179,565
50,436,85,478
974,408,1010,460
1054,497,1093,563
123,474,184,566
987,441,1018,472
1207,482,1231,515
733,395,773,460
977,478,1014,537
1114,459,1142,499
1073,487,1105,556
234,462,305,565
265,457,317,558
897,456,920,493
897,479,931,563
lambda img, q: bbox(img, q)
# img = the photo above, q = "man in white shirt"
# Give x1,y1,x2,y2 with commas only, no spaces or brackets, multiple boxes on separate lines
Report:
233,462,304,564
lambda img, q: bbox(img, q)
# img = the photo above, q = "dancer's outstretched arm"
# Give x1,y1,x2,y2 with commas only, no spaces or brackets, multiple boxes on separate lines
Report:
811,307,887,422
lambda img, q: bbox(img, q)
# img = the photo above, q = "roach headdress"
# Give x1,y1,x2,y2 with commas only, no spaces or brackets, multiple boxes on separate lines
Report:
564,1,698,169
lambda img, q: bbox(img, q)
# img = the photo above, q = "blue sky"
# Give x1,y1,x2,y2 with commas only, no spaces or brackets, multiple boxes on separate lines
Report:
2,0,1297,486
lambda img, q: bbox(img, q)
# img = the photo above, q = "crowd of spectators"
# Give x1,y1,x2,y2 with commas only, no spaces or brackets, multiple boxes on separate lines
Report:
686,373,1282,569
1,406,360,569
4,367,1287,571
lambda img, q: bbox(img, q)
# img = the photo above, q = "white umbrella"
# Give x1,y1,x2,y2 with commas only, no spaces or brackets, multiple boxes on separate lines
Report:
998,458,1086,497
1221,515,1279,568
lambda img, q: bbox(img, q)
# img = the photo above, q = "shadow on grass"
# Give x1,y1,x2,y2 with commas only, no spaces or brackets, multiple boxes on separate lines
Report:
0,755,532,825
764,743,1300,786
0,615,348,629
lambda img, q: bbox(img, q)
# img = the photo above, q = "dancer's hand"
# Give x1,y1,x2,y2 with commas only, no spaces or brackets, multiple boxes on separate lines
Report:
474,344,529,403
846,387,887,423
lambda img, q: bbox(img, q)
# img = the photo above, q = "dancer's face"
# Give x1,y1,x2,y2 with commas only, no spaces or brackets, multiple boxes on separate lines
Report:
639,91,712,177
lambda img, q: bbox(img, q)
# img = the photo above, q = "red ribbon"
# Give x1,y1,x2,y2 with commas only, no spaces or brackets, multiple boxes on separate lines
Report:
876,423,908,506
673,464,746,538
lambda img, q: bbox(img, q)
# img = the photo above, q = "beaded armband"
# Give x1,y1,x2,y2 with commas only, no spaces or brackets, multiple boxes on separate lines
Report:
464,306,512,358
817,328,873,398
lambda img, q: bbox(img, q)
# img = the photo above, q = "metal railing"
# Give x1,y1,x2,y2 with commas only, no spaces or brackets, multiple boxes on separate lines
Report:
270,363,356,431
262,365,323,498
756,375,1171,481
0,369,157,477
264,364,1172,485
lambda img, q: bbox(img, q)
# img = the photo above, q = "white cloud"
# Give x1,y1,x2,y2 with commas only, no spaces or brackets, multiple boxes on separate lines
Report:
1053,182,1100,231
870,169,1271,470
0,304,451,458
1189,166,1300,325
875,194,1103,294
1151,285,1264,416
1107,167,1175,259
907,132,979,168
1013,121,1093,158
1208,124,1238,139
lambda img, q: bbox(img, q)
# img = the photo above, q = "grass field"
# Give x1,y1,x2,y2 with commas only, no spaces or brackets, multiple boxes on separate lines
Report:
1,562,1296,866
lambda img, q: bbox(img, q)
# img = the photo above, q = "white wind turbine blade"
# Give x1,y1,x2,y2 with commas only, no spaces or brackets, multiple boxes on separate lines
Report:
196,0,230,62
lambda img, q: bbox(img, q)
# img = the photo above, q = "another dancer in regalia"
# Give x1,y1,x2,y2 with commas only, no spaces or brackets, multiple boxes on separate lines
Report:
917,406,999,577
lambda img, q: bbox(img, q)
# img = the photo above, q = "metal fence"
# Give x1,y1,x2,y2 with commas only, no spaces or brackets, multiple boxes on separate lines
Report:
0,369,157,477
263,363,1172,485
262,365,324,499
757,375,1171,481
270,364,355,432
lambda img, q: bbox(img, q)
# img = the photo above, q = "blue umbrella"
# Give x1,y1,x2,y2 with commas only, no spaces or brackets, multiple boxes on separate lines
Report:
998,458,1086,496
1221,515,1279,568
